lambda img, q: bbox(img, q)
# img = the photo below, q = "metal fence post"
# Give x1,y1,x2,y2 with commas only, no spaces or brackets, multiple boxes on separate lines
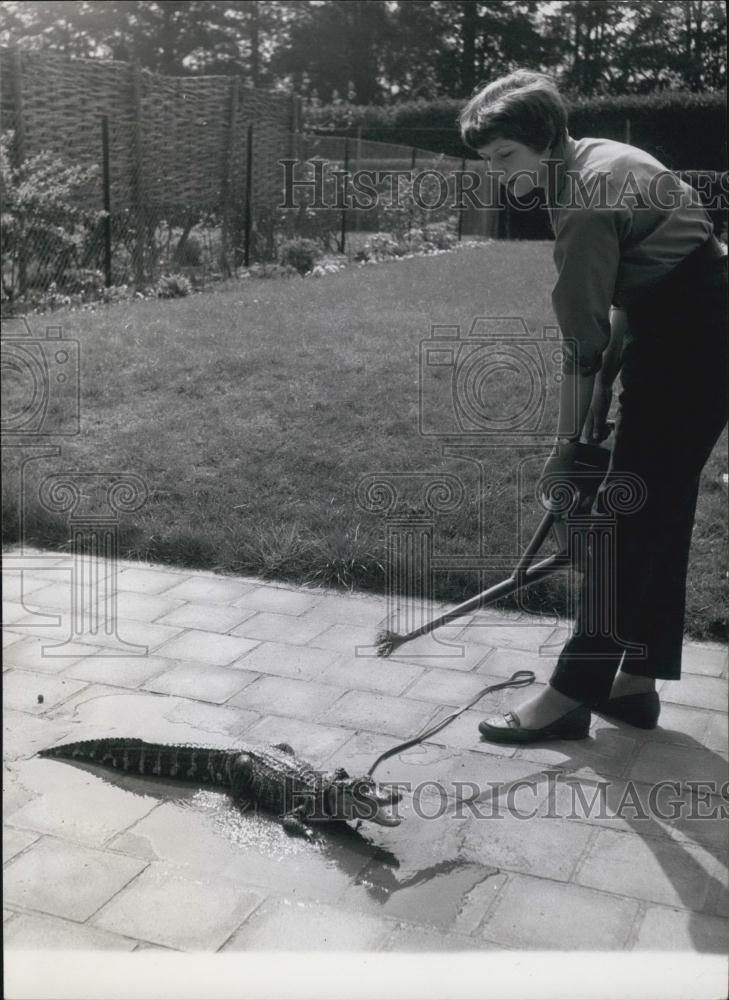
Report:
244,123,254,268
130,62,145,288
10,47,27,298
409,147,417,235
340,138,350,254
221,77,239,275
101,116,112,287
457,156,466,241
625,118,631,144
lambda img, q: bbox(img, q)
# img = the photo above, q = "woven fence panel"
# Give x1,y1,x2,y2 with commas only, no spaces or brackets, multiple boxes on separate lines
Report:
0,47,295,215
0,49,134,208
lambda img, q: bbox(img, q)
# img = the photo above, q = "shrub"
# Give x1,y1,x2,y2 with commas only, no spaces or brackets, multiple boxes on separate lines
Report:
279,237,322,275
304,91,727,170
1,132,104,307
155,273,191,298
422,221,458,250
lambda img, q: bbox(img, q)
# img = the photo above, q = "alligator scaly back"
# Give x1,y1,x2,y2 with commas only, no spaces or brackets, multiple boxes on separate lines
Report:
38,738,237,787
39,737,403,836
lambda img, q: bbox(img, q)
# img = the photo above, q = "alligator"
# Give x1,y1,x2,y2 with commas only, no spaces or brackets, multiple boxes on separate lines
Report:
39,738,402,839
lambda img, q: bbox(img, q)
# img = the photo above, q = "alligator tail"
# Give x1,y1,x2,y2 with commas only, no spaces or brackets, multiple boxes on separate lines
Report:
39,738,236,786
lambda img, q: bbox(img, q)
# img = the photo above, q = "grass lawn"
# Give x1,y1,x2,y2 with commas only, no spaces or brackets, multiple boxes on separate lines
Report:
3,240,727,641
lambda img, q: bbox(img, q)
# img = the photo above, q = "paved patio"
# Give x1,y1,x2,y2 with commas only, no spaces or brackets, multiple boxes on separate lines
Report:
3,547,728,963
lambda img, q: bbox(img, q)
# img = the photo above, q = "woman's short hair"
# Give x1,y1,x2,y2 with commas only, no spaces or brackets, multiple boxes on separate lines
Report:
459,70,568,153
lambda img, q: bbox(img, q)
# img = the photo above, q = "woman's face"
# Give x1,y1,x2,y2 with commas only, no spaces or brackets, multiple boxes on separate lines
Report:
476,138,552,198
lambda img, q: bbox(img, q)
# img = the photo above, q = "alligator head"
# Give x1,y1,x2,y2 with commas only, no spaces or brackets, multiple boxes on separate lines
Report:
326,769,402,827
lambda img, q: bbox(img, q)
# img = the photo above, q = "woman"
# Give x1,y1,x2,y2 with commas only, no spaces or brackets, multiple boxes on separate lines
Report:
458,71,727,743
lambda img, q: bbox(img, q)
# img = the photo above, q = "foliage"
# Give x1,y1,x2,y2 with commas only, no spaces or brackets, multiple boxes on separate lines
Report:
0,131,105,305
155,272,192,298
0,1,724,101
278,237,323,275
305,90,728,170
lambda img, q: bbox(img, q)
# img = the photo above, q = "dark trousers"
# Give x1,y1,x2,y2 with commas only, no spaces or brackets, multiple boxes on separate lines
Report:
550,236,728,704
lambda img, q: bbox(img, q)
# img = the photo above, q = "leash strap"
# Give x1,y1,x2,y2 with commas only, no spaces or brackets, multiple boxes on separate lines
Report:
366,669,536,778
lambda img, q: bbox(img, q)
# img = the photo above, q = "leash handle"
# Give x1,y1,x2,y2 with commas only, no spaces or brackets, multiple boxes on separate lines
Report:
366,669,536,778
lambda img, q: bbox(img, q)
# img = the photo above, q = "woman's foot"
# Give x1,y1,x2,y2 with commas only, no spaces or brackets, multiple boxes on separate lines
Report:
482,684,584,731
595,672,660,729
608,672,656,699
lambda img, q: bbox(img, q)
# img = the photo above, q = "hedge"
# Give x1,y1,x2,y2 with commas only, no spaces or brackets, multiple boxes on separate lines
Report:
304,91,727,171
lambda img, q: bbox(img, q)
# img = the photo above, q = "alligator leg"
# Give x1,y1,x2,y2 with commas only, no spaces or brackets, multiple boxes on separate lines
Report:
229,753,254,804
281,805,315,841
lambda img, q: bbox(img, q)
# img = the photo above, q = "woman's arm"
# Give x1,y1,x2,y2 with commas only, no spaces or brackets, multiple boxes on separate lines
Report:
582,307,627,442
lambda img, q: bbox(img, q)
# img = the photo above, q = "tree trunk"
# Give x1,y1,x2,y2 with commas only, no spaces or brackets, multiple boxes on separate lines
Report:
461,0,477,97
250,0,260,88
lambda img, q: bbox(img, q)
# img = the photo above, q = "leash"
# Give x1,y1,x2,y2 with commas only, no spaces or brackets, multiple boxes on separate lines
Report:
366,669,536,778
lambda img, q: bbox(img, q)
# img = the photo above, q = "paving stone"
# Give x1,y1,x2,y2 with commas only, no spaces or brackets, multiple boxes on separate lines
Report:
142,663,259,704
307,623,383,654
515,724,638,780
7,757,159,847
3,837,147,921
632,905,729,952
379,924,501,951
3,602,30,625
385,634,493,672
109,801,243,874
648,703,714,747
464,810,593,882
670,810,729,851
114,567,196,595
3,912,138,951
659,675,728,712
222,898,390,950
242,716,353,765
227,675,346,721
233,586,320,616
92,864,263,951
3,630,25,649
403,667,513,708
153,629,260,665
480,874,638,950
703,712,728,759
3,710,74,762
537,773,676,841
66,620,186,656
229,641,340,681
319,689,437,739
3,826,40,863
320,654,424,697
3,670,87,714
474,645,559,683
62,654,176,689
230,611,328,645
575,828,721,910
164,700,260,738
3,636,88,674
629,742,728,789
1,572,51,602
299,592,388,627
681,643,729,678
155,602,255,634
458,621,558,653
158,575,256,604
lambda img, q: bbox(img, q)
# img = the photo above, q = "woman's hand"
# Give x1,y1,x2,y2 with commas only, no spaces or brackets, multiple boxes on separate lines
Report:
583,375,613,444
